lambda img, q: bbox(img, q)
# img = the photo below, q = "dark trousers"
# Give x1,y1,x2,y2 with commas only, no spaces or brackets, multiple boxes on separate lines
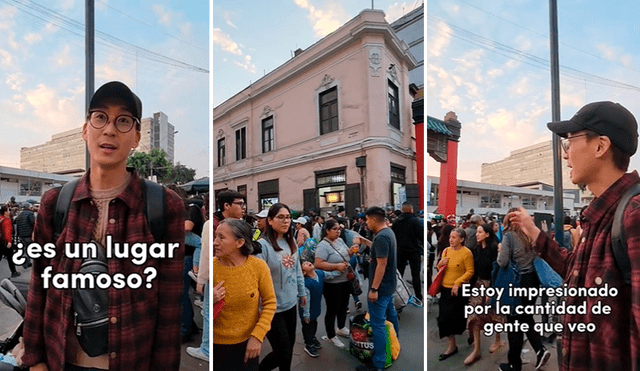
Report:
213,340,259,371
260,305,297,371
507,272,544,370
181,254,194,336
397,249,422,300
0,246,17,274
323,281,351,338
301,319,318,346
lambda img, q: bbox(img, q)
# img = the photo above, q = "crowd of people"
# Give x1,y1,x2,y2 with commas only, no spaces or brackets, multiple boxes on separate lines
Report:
212,195,424,371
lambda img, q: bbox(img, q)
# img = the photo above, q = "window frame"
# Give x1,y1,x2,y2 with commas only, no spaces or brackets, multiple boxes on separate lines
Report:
217,137,226,167
262,116,274,153
388,79,400,130
319,86,339,135
235,126,247,161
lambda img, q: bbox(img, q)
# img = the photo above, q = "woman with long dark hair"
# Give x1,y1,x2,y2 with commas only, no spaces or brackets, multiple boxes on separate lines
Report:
437,228,474,361
464,223,505,365
498,209,550,371
257,203,307,371
314,218,359,348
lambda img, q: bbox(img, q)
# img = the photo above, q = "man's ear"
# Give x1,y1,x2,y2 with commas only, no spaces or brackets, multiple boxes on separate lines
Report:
81,122,88,142
594,136,612,159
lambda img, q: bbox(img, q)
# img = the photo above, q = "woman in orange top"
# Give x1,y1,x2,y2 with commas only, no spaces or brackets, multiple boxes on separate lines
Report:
436,228,474,361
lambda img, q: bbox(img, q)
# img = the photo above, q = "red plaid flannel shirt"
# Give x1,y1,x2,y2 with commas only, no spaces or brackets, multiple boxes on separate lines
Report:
22,170,185,371
534,171,640,371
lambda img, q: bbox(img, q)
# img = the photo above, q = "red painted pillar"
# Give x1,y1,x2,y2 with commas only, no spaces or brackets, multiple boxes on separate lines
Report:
415,121,424,209
438,139,458,217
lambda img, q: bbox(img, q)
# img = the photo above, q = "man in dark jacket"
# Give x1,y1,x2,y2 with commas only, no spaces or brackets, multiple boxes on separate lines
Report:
391,202,424,300
15,203,36,268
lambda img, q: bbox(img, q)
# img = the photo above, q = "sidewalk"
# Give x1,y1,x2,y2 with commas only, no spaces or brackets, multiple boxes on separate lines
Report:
427,296,560,371
258,269,424,371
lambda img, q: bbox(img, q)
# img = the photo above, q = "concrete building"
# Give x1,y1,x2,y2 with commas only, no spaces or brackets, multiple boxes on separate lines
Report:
20,127,86,176
427,175,586,217
212,9,418,217
481,140,579,191
21,111,176,175
390,4,423,91
0,166,76,203
137,111,176,164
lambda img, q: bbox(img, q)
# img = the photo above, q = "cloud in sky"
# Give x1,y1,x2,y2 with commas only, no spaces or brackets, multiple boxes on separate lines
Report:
223,11,237,29
25,84,84,132
385,2,415,23
293,0,350,38
234,55,256,74
152,5,177,27
212,28,242,56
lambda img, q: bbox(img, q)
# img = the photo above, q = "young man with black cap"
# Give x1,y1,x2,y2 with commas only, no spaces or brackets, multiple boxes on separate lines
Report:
509,101,640,371
21,81,185,371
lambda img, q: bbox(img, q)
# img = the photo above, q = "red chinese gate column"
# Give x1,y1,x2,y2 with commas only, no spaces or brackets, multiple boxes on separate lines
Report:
415,121,424,209
438,139,458,217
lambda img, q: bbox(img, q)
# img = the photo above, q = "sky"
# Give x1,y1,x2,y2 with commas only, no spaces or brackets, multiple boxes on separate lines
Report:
427,0,640,182
212,0,424,107
0,0,209,178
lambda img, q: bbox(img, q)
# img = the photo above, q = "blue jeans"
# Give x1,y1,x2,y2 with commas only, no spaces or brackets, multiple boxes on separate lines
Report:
201,283,210,356
368,294,399,369
181,255,194,336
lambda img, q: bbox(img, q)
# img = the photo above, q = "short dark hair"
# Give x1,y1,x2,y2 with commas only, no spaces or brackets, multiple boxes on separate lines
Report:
264,203,296,254
322,219,339,239
0,205,8,215
217,190,244,211
365,206,386,222
452,227,466,244
585,130,631,171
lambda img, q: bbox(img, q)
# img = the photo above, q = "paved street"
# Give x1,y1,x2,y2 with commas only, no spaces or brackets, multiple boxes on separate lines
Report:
0,259,207,371
427,296,560,371
258,269,425,371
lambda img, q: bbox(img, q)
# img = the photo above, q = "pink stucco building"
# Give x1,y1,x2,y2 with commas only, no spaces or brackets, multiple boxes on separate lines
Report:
212,9,418,217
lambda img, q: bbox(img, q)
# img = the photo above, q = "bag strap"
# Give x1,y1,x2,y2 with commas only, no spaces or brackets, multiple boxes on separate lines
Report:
611,183,640,285
53,178,166,242
324,238,349,263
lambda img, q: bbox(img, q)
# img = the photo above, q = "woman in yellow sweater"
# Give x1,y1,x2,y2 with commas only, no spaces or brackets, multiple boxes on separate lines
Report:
436,228,474,361
212,219,277,371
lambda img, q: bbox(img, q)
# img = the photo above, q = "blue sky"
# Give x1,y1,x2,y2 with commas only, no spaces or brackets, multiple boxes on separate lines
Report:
212,0,424,106
427,0,640,182
0,0,209,177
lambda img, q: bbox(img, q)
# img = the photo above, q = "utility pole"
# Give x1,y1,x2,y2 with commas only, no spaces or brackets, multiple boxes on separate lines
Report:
549,0,563,244
85,0,95,171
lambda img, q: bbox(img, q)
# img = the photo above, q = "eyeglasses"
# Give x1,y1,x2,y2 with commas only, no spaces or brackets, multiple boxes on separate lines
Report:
274,215,291,221
88,110,139,133
232,200,246,207
560,133,591,152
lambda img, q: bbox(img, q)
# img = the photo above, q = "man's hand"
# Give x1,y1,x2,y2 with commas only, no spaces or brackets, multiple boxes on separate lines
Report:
300,296,307,308
196,283,205,295
244,336,262,363
368,290,378,302
508,207,541,241
213,281,225,304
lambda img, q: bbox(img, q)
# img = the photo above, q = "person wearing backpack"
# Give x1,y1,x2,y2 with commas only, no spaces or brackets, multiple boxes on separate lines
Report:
0,205,19,278
509,101,640,371
21,81,185,371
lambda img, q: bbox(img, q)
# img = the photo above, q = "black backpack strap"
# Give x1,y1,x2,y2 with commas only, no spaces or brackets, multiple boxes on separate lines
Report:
611,183,640,285
142,179,166,242
54,179,80,241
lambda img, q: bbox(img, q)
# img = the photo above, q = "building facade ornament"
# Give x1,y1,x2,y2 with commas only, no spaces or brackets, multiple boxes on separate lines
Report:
388,64,399,84
262,105,272,117
319,74,334,88
369,47,382,76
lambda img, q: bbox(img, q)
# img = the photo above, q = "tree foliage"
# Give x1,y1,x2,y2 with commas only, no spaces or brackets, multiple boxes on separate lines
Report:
127,148,196,184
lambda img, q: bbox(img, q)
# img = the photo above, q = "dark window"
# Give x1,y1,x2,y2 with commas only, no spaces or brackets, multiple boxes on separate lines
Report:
262,116,274,153
237,184,247,197
388,80,400,129
235,127,246,160
217,138,225,167
319,87,339,134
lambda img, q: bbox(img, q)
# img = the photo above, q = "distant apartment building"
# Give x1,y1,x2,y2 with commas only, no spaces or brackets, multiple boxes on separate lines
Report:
481,140,579,191
137,111,176,164
212,9,419,217
20,127,86,176
391,4,423,91
21,111,176,175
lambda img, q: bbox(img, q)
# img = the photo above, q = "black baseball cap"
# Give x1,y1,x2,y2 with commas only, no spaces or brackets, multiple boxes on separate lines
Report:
547,101,638,156
88,81,142,121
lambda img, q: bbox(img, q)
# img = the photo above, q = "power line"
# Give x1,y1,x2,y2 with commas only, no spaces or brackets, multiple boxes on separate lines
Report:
428,16,640,92
2,0,208,73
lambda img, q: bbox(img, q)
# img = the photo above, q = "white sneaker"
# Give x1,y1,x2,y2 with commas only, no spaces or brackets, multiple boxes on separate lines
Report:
186,346,209,362
322,335,345,348
336,327,350,337
188,270,198,282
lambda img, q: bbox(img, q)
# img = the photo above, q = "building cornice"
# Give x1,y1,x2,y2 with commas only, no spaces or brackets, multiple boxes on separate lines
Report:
212,137,414,184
